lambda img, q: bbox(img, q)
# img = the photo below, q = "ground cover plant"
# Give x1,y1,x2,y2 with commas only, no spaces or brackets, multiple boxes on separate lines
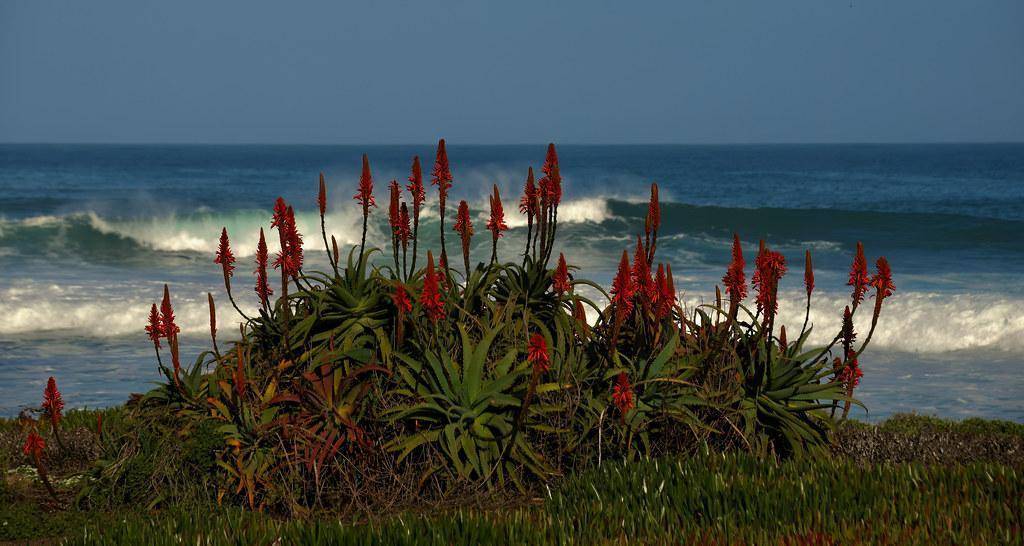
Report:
3,141,963,542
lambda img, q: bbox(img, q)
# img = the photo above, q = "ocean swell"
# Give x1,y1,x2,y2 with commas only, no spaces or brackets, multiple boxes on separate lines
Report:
1,281,1022,355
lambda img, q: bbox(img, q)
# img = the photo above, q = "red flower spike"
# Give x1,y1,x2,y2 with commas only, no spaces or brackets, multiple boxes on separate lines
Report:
354,154,377,209
272,204,304,278
388,180,401,234
454,200,473,241
271,197,288,230
397,203,412,246
632,236,656,304
431,139,452,208
392,284,412,315
664,264,677,313
871,256,895,301
805,250,814,297
611,249,635,320
146,303,163,349
208,292,217,341
646,183,660,235
527,333,550,373
519,167,538,216
23,431,45,459
552,253,571,294
848,242,870,307
654,264,670,319
540,143,562,207
841,305,857,354
573,299,588,327
438,252,449,280
420,251,444,322
839,351,864,389
454,200,473,270
42,377,63,428
723,233,747,304
611,372,635,417
159,284,180,340
487,185,509,239
254,228,273,306
779,325,788,353
234,348,246,399
753,248,787,319
407,156,425,213
215,227,235,278
318,172,327,216
285,206,304,275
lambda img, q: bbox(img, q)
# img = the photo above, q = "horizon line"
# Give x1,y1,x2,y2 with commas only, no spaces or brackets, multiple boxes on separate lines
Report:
2,140,1023,147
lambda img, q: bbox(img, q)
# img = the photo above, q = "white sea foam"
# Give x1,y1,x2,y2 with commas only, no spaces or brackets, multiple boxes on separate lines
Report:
498,197,615,228
0,281,258,338
541,285,1024,354
86,208,364,256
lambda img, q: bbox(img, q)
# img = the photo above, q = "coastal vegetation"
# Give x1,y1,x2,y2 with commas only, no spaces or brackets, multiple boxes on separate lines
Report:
5,142,1018,544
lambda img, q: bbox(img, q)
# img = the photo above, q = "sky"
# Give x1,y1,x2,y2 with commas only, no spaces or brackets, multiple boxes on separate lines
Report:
1,0,1022,144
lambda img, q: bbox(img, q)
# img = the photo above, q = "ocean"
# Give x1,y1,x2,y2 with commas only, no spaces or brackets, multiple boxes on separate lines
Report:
1,143,1022,421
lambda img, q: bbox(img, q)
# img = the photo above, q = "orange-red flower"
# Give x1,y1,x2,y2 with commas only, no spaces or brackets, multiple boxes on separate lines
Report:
397,203,412,246
540,143,562,207
215,227,235,278
611,372,634,416
723,234,747,304
42,377,63,427
573,299,588,328
527,333,550,373
841,305,857,354
407,156,425,213
160,284,181,378
611,249,635,320
804,250,814,297
454,200,473,241
22,430,45,459
654,264,674,319
552,253,571,294
318,172,327,216
487,184,508,239
286,206,303,273
519,167,537,217
159,284,180,340
660,264,677,319
432,139,452,209
420,251,444,322
632,236,656,304
839,350,863,389
354,154,376,209
871,256,895,300
454,200,473,270
272,201,304,278
753,247,787,319
646,182,660,235
146,303,163,349
392,284,412,315
254,227,273,306
848,242,870,307
389,180,401,231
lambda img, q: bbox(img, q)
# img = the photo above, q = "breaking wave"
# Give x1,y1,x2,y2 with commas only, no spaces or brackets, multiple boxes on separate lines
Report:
1,281,1022,355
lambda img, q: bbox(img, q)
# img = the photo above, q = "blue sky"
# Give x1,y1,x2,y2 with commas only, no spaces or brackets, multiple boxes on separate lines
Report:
1,0,1022,144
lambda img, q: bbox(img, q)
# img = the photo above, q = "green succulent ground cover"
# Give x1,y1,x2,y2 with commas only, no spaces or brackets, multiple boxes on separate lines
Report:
3,411,1021,545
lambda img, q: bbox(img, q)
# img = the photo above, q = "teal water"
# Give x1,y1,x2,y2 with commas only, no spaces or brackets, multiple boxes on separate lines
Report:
1,143,1022,420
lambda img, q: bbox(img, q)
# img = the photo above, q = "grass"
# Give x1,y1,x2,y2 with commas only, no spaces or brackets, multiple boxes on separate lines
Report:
6,450,1019,545
2,412,1021,545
